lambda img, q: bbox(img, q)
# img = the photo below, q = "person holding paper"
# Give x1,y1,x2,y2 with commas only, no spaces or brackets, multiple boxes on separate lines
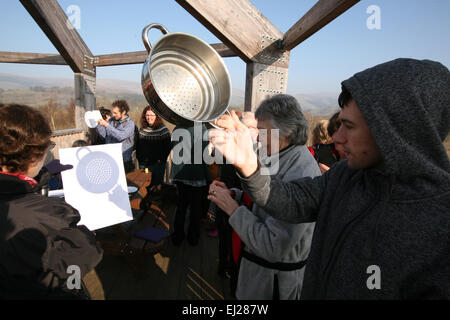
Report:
0,104,103,299
97,100,136,173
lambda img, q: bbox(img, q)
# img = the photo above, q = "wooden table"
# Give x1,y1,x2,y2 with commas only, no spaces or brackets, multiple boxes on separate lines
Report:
96,169,169,278
127,169,152,210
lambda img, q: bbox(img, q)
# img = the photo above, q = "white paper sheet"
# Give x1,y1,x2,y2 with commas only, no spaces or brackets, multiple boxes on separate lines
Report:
84,110,103,128
59,143,133,231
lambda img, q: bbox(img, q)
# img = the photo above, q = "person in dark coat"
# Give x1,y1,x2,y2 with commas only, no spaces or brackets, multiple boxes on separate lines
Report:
170,123,210,246
210,59,450,299
89,107,112,146
0,104,103,299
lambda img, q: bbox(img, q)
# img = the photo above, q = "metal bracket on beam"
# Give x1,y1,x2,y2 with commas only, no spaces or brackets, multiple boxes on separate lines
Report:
83,55,96,76
257,64,286,95
257,35,289,67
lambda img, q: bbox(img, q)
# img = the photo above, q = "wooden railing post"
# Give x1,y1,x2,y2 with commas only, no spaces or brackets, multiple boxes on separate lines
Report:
74,73,96,130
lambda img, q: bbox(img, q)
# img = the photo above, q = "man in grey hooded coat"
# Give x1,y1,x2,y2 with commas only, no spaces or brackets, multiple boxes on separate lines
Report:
209,58,450,299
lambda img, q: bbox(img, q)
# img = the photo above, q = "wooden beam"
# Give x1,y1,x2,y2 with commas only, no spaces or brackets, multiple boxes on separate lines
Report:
210,43,237,58
94,43,236,67
94,51,147,67
283,0,360,51
245,62,289,112
0,51,67,65
176,0,288,67
19,0,94,74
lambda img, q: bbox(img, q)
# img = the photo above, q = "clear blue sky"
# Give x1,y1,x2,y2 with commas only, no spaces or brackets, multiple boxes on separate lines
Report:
1,0,449,94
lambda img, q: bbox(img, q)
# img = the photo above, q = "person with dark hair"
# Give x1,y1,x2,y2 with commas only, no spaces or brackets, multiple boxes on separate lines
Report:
89,107,112,145
99,107,112,121
135,106,171,187
309,120,339,174
0,104,103,299
170,123,210,247
207,112,258,296
327,111,341,138
209,58,450,299
96,100,136,173
328,111,346,160
209,94,320,299
72,140,88,148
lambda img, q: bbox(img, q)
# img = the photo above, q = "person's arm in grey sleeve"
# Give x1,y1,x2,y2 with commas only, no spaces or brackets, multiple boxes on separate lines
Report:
239,166,327,223
229,206,311,262
96,124,106,139
105,122,134,142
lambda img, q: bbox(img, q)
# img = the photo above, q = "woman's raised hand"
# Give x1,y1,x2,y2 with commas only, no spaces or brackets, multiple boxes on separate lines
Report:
208,110,259,177
207,180,239,216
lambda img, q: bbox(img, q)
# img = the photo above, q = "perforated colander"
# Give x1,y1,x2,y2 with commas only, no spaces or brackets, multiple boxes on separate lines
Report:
141,23,231,126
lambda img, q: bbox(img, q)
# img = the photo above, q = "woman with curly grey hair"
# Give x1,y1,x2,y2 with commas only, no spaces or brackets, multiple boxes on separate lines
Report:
208,94,321,299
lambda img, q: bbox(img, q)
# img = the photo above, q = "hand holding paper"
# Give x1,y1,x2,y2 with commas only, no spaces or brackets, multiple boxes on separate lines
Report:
84,110,103,128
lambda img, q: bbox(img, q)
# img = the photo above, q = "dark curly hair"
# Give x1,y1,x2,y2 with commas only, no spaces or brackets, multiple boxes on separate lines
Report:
0,104,52,173
338,86,353,109
140,105,163,129
327,111,341,137
111,100,130,114
99,107,112,120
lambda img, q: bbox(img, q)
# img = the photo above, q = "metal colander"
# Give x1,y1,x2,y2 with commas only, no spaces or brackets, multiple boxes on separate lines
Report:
141,24,231,126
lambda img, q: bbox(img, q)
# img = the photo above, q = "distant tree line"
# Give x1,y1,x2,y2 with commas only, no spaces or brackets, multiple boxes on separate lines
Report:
30,86,74,94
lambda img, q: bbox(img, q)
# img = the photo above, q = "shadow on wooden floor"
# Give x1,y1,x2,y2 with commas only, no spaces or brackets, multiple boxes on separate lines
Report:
92,187,234,300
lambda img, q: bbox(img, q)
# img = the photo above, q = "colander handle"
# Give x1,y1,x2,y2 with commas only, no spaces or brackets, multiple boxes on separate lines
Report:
76,146,91,161
208,110,232,130
142,23,169,53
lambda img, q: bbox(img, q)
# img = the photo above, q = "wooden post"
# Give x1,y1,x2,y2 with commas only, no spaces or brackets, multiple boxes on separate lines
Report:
74,73,96,130
245,62,289,112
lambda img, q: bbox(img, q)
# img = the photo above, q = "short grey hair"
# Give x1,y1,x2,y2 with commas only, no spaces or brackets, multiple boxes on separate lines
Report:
255,94,308,146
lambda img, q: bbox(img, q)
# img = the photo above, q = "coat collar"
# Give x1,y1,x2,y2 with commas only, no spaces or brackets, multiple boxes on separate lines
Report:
0,173,34,195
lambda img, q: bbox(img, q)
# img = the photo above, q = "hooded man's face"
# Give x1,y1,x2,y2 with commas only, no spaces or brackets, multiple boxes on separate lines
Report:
333,100,383,170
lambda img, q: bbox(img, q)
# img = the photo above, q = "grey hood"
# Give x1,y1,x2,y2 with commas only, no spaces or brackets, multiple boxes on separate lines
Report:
342,58,450,199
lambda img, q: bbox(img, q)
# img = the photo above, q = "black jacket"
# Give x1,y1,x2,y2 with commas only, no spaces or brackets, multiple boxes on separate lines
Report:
0,174,103,299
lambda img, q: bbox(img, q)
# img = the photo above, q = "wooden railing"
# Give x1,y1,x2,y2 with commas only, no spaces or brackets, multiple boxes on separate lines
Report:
51,128,86,159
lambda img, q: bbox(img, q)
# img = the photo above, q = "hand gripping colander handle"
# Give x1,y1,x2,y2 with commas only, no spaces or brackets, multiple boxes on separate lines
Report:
209,110,231,130
142,23,169,53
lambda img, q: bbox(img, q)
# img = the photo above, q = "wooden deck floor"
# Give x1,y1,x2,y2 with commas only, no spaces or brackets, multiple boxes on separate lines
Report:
91,191,234,300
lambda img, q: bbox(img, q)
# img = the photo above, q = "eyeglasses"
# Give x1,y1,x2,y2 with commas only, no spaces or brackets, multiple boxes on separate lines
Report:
48,141,56,152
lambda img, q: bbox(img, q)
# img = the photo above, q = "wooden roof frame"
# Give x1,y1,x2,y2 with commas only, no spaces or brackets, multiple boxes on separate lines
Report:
1,0,359,122
2,0,359,68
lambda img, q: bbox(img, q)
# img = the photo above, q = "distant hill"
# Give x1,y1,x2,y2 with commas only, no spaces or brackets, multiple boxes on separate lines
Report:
294,93,340,116
0,73,338,115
